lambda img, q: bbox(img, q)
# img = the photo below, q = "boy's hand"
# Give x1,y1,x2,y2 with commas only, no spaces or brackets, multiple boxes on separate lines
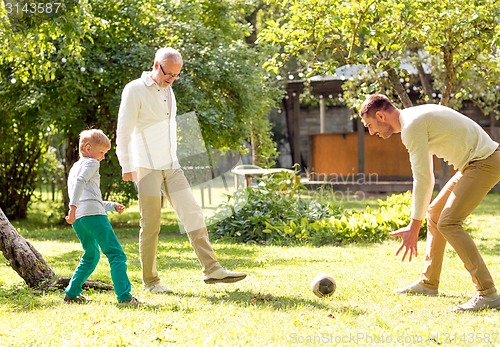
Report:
114,203,125,214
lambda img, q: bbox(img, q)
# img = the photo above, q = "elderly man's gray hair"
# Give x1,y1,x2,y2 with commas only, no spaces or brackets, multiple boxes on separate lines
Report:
154,47,182,64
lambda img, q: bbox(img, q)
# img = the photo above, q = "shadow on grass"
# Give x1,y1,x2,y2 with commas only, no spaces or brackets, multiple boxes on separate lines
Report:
0,286,58,311
165,289,368,315
0,286,167,312
0,286,343,313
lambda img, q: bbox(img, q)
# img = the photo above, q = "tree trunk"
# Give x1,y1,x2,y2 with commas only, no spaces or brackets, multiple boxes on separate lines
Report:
490,113,499,142
441,43,455,107
0,208,55,288
384,66,413,108
415,63,434,102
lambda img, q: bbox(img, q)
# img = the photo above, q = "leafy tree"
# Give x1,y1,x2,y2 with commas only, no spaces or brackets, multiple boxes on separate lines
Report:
37,142,64,203
0,103,47,219
0,0,281,219
163,0,281,165
259,0,419,105
419,0,499,107
0,0,94,218
258,0,500,111
257,0,499,187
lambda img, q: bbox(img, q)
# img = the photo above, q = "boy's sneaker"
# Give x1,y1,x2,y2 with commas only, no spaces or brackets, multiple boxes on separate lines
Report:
118,296,141,306
63,295,88,304
144,283,173,294
453,293,500,312
203,268,247,284
395,281,438,296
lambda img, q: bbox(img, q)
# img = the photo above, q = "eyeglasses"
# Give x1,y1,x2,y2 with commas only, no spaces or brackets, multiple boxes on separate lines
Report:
159,64,181,80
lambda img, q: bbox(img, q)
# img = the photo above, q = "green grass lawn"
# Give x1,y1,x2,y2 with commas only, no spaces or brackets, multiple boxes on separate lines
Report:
0,193,499,346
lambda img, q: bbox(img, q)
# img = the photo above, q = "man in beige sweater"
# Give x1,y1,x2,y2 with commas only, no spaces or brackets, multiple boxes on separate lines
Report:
359,93,500,311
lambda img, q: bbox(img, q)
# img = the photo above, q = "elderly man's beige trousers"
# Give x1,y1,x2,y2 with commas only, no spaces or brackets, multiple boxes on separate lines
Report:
136,168,222,286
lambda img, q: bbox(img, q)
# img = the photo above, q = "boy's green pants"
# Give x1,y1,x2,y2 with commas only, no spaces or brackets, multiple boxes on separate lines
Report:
65,215,132,302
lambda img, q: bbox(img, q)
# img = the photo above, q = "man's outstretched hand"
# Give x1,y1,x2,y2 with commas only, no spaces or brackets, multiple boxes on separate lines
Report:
389,219,423,262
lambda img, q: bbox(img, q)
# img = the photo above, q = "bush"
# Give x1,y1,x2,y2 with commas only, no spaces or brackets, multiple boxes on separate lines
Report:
310,192,427,246
208,169,331,244
208,171,426,246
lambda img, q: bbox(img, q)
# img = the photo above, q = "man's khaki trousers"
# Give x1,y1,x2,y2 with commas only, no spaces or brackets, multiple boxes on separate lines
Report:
420,148,500,295
136,168,222,286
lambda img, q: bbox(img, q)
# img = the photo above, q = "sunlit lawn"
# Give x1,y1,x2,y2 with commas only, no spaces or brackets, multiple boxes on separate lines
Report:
0,191,499,346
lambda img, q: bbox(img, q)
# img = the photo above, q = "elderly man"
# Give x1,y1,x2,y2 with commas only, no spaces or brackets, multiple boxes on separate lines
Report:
116,47,246,293
359,93,500,311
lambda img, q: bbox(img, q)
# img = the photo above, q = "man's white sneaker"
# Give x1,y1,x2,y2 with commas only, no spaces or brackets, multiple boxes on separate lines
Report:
395,281,438,296
453,293,500,312
144,283,173,294
204,268,247,284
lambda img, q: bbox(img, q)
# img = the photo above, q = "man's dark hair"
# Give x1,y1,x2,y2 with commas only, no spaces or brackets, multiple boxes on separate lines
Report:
359,93,395,118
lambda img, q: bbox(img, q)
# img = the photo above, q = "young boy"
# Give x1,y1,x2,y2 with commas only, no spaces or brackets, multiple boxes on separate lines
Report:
64,129,139,305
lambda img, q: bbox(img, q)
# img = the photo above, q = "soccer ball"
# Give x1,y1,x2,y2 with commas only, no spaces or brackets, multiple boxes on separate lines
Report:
311,274,336,298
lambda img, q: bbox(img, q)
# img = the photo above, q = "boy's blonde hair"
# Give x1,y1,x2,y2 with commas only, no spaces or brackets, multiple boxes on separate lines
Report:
79,129,111,157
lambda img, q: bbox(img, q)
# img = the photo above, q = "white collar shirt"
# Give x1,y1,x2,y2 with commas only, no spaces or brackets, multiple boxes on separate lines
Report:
116,72,179,173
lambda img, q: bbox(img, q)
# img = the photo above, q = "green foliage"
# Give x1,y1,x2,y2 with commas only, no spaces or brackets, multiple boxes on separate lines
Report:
209,171,425,245
311,192,427,246
0,0,281,219
209,168,331,244
165,0,282,155
258,0,500,110
0,107,47,219
419,0,499,106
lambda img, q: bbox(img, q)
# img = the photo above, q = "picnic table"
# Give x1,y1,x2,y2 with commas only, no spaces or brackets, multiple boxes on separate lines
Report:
231,165,294,188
